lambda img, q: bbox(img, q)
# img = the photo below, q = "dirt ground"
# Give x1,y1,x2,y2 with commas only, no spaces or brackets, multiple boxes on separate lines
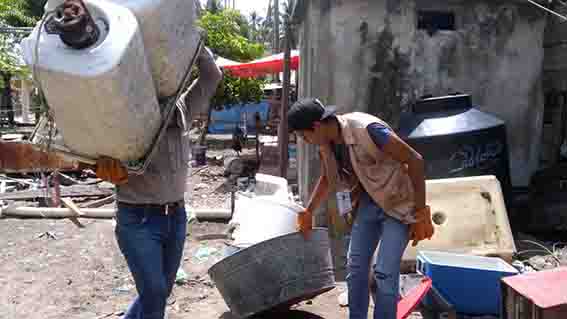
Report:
0,216,355,319
0,149,357,319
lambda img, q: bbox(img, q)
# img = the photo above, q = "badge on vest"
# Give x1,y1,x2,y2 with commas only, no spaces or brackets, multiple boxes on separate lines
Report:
336,190,353,217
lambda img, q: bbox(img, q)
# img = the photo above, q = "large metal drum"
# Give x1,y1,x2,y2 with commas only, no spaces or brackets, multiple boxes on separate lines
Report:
208,228,336,318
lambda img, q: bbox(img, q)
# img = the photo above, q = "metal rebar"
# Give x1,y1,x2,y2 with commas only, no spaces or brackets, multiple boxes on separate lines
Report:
526,0,567,21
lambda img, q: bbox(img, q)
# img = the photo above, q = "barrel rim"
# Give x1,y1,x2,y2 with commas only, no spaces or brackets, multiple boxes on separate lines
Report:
208,227,330,275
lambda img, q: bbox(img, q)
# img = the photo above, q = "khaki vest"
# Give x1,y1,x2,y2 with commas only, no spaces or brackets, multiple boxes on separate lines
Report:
320,112,416,223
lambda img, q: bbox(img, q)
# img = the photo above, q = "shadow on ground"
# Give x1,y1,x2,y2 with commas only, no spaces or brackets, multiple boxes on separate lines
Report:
220,310,325,319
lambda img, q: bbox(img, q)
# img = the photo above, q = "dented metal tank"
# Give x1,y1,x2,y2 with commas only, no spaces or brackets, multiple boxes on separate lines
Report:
208,228,336,318
21,0,161,162
107,0,201,97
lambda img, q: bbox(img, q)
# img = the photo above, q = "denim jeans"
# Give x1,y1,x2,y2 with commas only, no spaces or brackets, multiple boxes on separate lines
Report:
346,192,409,319
115,204,187,319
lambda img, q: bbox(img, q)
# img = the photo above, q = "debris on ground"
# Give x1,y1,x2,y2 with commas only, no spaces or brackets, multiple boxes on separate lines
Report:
337,291,348,307
193,246,219,264
113,285,133,295
36,231,58,240
0,183,114,201
176,268,189,285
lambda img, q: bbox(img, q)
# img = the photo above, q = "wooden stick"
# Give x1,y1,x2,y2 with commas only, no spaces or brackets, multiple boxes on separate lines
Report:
61,197,86,228
81,195,115,208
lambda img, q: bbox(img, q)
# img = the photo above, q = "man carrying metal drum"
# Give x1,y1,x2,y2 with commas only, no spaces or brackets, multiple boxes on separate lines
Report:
94,46,222,319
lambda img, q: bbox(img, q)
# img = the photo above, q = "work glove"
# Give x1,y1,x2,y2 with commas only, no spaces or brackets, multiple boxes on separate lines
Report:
95,156,128,185
409,205,434,247
297,210,313,240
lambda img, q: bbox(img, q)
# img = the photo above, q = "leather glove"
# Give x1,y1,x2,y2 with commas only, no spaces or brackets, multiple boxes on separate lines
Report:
95,156,128,185
297,210,313,240
409,205,434,247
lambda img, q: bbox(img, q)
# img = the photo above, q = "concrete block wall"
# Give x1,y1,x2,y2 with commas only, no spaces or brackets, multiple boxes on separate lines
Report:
295,0,547,215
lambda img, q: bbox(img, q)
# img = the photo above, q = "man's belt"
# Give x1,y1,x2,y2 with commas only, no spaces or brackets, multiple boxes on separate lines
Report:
117,201,184,215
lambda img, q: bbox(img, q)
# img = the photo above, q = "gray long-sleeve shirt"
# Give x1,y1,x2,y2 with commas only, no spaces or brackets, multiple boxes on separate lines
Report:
116,47,223,204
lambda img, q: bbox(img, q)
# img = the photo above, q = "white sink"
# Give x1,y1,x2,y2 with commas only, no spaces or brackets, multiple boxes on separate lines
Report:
403,175,516,263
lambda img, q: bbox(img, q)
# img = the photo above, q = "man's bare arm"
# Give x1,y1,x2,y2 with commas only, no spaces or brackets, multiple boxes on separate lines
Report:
177,47,223,120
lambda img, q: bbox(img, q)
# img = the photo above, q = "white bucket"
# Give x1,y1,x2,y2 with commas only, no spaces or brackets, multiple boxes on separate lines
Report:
21,0,161,161
231,195,305,248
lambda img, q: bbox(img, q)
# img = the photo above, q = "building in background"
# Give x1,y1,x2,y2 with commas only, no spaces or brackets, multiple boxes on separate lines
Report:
292,0,548,210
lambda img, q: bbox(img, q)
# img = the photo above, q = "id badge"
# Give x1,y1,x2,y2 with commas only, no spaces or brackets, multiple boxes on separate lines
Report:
336,191,353,217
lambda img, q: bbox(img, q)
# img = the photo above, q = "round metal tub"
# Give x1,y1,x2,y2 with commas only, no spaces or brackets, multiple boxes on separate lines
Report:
208,228,336,318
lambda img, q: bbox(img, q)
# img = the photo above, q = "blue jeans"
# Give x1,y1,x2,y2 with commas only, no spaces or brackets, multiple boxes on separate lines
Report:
347,192,409,319
115,204,187,319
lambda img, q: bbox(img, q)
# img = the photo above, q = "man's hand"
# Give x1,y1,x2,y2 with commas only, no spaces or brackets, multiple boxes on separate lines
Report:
297,210,313,240
409,205,435,246
95,156,128,185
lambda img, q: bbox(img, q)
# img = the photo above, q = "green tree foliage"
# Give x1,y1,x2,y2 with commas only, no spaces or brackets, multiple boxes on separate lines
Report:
0,0,44,27
198,9,266,109
0,0,45,88
205,0,223,14
199,10,263,62
0,35,27,81
0,0,45,123
0,0,45,74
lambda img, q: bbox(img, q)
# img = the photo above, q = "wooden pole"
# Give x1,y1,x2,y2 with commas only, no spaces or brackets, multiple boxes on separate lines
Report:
274,0,280,53
278,25,291,178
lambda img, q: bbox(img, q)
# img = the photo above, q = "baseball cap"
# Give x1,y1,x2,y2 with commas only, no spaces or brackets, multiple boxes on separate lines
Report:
288,98,337,132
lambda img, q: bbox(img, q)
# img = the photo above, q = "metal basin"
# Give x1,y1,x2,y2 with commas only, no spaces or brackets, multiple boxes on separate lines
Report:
208,228,336,318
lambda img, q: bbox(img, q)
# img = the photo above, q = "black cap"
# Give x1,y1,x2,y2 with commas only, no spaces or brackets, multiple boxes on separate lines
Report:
288,98,337,132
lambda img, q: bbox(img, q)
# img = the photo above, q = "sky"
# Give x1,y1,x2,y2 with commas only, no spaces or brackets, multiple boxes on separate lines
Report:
200,0,270,18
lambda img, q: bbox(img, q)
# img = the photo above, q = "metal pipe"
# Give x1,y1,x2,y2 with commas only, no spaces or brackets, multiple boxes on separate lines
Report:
193,208,232,220
0,205,232,221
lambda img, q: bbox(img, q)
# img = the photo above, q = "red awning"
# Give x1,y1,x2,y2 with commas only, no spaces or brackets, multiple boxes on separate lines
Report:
216,50,300,78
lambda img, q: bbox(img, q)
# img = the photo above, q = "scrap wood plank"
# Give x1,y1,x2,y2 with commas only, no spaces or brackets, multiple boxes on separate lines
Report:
80,195,115,208
0,184,114,201
61,197,85,228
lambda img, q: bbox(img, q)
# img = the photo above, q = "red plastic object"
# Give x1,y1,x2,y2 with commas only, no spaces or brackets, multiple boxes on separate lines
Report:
501,267,567,309
218,51,300,78
397,277,432,319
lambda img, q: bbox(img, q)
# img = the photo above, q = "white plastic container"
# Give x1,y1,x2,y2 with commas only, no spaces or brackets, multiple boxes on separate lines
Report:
21,0,161,161
107,0,201,98
253,173,291,200
231,195,304,248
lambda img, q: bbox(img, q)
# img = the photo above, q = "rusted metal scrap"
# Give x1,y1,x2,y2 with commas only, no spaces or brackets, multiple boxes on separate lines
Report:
0,141,80,173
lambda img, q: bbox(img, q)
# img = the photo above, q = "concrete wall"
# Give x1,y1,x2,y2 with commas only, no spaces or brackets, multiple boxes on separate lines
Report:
544,4,567,90
296,0,546,210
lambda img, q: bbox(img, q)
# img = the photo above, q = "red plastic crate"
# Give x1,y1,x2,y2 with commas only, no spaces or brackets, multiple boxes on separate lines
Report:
501,267,567,319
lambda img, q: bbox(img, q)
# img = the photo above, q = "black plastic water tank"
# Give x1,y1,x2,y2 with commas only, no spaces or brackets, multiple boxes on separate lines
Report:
398,94,512,195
